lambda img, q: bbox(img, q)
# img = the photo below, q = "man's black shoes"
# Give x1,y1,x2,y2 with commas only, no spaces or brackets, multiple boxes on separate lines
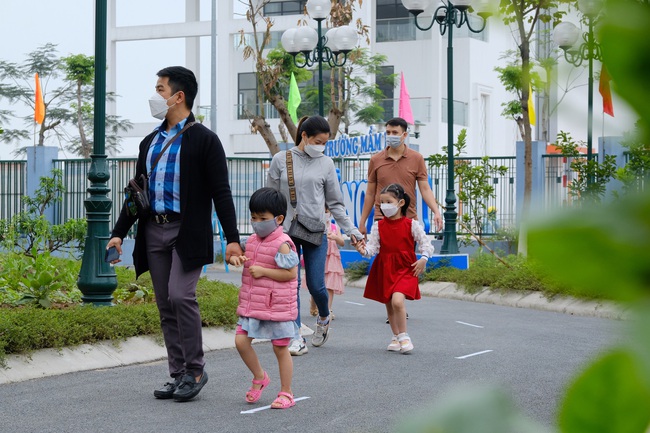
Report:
172,371,208,402
153,377,182,399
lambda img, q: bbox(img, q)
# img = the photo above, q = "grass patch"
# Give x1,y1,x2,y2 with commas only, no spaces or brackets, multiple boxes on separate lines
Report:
0,266,239,368
423,253,601,300
344,260,370,282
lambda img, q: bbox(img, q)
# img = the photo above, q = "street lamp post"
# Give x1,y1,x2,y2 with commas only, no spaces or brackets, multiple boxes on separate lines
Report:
401,0,489,254
77,0,117,305
281,0,358,117
552,0,603,187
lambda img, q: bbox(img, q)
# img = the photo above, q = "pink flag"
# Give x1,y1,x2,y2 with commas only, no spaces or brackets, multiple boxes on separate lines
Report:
398,72,414,125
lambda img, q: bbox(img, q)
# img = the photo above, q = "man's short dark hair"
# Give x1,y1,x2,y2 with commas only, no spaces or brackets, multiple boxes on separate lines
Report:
249,187,287,219
385,117,408,132
157,66,198,110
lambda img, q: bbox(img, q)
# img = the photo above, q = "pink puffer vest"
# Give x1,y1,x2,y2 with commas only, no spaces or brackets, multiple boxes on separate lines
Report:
236,226,298,322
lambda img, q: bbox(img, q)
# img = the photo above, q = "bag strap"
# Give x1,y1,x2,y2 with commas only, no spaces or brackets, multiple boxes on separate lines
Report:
286,150,297,210
147,121,196,177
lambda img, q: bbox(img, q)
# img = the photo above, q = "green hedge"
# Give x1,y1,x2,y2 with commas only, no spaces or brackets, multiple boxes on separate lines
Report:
0,277,239,368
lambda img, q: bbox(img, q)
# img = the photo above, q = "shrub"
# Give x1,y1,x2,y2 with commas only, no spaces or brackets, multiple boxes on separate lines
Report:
344,260,370,281
0,265,240,367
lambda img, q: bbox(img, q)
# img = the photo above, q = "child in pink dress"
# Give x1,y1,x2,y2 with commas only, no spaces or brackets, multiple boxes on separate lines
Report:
308,207,345,319
324,207,345,319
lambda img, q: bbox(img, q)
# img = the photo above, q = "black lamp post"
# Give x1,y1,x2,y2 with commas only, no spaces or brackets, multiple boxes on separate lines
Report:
281,0,358,117
401,0,490,254
77,0,117,305
552,0,603,187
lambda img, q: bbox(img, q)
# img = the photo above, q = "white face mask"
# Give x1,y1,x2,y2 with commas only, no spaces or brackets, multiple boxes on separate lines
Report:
304,144,326,158
385,134,403,148
380,203,399,218
149,93,177,120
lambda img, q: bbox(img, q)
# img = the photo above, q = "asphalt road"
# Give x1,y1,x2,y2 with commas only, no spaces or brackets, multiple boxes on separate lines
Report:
0,275,621,433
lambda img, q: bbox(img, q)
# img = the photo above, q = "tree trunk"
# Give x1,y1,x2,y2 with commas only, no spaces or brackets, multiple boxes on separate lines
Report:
520,37,532,257
251,116,280,155
269,94,297,146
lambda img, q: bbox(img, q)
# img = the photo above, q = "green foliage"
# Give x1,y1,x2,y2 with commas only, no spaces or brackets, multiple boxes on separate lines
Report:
0,266,240,367
0,252,80,308
0,43,132,156
0,169,86,257
428,129,508,236
343,260,370,281
529,195,649,303
554,131,619,204
600,0,650,142
355,103,385,126
617,125,650,196
423,253,568,297
559,350,650,433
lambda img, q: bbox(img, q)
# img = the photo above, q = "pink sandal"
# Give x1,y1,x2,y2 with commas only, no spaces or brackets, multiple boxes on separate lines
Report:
271,391,296,409
245,371,270,403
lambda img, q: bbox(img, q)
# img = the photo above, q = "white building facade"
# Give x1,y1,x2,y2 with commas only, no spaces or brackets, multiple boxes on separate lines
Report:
106,0,636,159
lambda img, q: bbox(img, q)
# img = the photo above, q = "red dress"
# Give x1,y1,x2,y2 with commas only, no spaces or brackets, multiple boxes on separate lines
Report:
364,217,421,304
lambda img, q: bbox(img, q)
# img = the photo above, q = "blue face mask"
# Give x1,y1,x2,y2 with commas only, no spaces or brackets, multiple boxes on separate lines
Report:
251,218,279,238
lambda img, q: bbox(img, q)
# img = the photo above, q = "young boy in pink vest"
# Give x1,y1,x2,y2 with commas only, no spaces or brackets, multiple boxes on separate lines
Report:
229,187,299,409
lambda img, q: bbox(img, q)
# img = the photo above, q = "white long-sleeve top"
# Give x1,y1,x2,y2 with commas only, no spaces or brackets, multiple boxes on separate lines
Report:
363,219,435,258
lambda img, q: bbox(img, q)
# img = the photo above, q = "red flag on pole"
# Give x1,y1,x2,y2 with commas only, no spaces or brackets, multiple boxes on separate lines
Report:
34,73,45,124
599,64,614,117
398,72,414,124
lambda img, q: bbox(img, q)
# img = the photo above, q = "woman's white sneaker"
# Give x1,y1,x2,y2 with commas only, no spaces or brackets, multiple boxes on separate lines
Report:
288,338,308,356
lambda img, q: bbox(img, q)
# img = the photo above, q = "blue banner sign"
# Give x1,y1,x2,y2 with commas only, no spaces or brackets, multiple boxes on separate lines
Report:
325,132,385,157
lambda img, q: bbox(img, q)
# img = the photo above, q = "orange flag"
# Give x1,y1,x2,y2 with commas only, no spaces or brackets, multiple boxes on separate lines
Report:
34,73,45,124
598,64,614,117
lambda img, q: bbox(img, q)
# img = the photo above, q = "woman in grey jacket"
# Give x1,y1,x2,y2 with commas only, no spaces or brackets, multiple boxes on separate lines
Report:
267,116,363,355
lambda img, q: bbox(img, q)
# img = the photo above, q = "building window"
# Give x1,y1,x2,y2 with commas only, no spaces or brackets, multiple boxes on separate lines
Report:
237,73,280,119
235,31,283,52
377,66,395,120
264,1,307,16
376,0,421,42
377,0,410,19
452,15,489,42
441,98,468,126
238,73,258,119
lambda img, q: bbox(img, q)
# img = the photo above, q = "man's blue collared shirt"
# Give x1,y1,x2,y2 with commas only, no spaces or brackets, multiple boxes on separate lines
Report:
146,118,187,214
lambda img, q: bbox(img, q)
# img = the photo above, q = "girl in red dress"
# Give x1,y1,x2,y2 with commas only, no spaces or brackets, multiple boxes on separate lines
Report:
356,183,434,354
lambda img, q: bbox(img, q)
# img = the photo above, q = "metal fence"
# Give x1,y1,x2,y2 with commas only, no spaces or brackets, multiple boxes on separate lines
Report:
0,154,573,238
0,160,26,221
428,157,517,235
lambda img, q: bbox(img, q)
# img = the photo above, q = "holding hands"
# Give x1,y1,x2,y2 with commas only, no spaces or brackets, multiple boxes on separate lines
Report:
228,255,269,279
410,257,428,276
229,255,248,267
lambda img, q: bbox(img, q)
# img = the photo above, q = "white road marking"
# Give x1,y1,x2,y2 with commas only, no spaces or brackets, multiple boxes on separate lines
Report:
455,350,493,360
344,301,365,306
455,321,484,328
240,396,311,414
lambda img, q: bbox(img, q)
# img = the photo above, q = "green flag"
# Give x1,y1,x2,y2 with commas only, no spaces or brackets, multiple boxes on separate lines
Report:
288,72,301,123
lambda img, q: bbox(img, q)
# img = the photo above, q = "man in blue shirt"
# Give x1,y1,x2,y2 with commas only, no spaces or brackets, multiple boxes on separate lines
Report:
108,66,243,402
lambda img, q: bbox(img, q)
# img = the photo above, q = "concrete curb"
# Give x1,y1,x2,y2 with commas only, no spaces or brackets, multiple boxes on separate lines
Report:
344,277,629,321
0,328,237,385
1,266,627,385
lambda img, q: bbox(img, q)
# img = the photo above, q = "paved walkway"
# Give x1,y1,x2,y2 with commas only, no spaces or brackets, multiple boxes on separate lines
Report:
0,264,626,385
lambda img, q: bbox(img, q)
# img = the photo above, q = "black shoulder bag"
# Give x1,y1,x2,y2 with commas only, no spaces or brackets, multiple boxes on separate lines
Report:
286,150,325,247
124,122,195,217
